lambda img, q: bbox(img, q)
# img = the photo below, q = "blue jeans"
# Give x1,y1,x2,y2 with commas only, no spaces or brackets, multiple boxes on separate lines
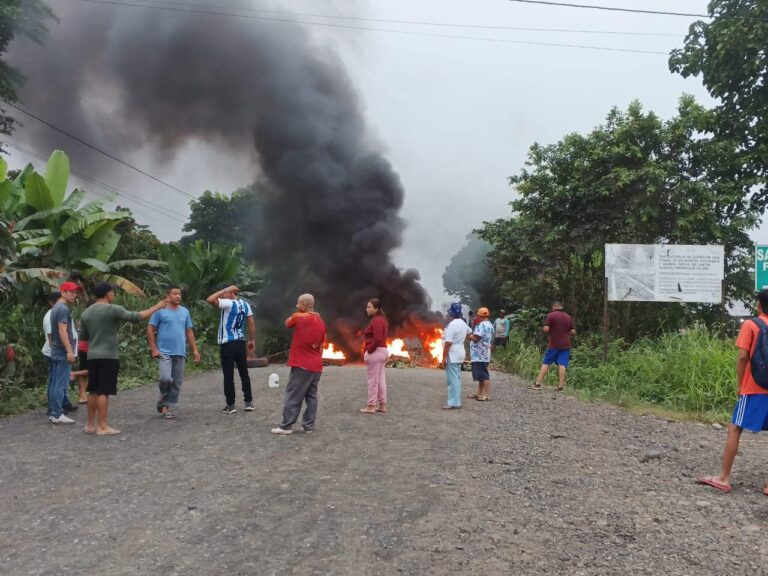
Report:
445,362,462,407
158,354,185,407
47,357,71,418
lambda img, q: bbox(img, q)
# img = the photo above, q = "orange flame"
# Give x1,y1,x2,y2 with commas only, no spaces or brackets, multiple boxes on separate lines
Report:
322,343,346,360
387,338,410,358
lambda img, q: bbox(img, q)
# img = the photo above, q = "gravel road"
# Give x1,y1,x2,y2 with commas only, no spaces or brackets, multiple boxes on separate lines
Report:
1,365,767,575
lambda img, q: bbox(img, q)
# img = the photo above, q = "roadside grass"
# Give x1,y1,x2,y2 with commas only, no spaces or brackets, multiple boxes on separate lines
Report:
494,328,736,423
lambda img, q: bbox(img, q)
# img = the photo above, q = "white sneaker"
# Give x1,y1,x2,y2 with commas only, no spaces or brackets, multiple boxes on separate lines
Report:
49,414,76,425
270,427,293,435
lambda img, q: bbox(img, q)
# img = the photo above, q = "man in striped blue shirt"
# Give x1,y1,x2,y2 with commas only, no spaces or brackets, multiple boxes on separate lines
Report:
206,284,256,414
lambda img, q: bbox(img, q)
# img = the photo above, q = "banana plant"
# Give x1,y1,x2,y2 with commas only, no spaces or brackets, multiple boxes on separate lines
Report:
0,150,165,294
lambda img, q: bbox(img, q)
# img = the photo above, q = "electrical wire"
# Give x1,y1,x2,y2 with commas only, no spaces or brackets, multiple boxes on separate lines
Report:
126,0,680,37
73,0,671,55
506,0,768,22
2,141,189,225
0,99,196,200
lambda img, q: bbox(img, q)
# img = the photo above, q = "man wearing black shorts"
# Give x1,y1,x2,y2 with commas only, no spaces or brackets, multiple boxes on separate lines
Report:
78,282,167,435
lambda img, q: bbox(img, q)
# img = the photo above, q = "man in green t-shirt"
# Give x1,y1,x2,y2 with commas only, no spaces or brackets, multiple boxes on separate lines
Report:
78,282,168,435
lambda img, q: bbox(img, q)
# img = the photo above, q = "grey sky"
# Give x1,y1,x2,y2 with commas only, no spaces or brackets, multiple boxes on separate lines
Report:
6,0,734,306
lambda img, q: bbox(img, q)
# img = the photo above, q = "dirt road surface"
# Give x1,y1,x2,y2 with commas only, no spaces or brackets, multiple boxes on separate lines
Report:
2,366,767,575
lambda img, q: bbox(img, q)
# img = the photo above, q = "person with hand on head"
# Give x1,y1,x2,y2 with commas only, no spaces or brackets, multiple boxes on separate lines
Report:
271,294,327,435
360,298,389,414
47,281,83,425
147,286,200,419
206,284,256,414
78,282,168,435
440,303,471,410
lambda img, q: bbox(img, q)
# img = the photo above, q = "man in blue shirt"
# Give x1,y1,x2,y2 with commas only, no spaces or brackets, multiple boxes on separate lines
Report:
147,287,200,419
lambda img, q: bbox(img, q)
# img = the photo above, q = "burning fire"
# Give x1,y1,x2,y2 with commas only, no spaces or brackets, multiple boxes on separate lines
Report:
321,329,445,365
387,338,409,358
322,343,346,360
426,334,444,364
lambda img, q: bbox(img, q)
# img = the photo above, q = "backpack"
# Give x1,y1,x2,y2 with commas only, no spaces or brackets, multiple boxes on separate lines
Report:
750,317,768,389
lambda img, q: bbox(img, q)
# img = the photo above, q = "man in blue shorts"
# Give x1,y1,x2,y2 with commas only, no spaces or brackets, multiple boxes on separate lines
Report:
467,307,494,401
531,301,575,392
697,290,768,493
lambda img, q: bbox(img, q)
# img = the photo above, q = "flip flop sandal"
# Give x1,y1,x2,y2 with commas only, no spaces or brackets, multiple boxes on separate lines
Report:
529,385,542,390
556,386,565,392
466,394,479,399
476,396,490,401
695,476,732,492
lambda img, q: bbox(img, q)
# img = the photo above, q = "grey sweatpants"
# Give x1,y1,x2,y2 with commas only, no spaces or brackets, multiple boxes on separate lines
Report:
158,354,185,407
279,367,321,431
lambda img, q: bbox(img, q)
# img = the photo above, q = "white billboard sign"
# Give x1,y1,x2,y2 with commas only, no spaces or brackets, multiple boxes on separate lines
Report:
605,244,724,303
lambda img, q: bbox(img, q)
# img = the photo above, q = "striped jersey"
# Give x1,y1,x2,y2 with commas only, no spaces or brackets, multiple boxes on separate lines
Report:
217,298,253,344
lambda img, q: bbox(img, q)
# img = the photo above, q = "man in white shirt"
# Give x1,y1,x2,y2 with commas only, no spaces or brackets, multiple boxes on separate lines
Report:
439,303,472,410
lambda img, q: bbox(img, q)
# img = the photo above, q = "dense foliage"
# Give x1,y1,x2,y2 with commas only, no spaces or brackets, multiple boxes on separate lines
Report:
474,99,755,336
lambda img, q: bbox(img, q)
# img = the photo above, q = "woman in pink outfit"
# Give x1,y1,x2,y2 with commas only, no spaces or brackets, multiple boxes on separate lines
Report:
360,298,389,414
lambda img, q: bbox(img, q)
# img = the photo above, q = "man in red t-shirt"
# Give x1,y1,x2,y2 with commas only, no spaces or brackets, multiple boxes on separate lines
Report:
530,302,576,392
697,290,768,493
271,294,327,435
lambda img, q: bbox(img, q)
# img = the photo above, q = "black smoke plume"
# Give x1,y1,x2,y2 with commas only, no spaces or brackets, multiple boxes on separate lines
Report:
8,2,437,353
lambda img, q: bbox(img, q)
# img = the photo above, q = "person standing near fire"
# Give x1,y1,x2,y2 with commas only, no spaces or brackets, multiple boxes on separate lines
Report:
467,307,494,401
360,298,389,414
440,303,471,409
272,294,327,435
206,284,256,414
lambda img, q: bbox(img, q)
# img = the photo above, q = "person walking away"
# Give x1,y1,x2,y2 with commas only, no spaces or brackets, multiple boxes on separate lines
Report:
271,294,327,435
360,298,389,414
467,307,494,401
78,282,168,435
493,309,510,350
206,284,256,414
47,282,83,424
440,303,472,409
530,301,576,392
697,289,768,493
147,286,201,419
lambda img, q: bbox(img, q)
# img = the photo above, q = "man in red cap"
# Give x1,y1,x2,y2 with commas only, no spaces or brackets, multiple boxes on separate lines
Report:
47,281,82,424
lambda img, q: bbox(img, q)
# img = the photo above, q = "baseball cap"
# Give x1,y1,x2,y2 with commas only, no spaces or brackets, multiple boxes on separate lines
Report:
60,281,82,292
476,307,490,317
448,303,463,318
93,282,118,298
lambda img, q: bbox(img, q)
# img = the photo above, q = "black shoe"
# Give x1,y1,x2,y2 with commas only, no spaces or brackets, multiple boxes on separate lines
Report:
222,405,237,414
63,405,78,412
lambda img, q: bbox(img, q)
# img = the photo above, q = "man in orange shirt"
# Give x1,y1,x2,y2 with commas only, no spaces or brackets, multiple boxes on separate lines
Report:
697,290,768,493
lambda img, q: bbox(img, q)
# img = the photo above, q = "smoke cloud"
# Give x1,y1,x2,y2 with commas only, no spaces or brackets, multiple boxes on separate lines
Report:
8,1,437,352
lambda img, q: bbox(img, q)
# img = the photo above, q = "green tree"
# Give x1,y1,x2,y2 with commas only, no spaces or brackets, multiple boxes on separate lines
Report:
181,186,263,252
478,99,755,335
442,234,502,309
670,0,768,209
0,1,55,147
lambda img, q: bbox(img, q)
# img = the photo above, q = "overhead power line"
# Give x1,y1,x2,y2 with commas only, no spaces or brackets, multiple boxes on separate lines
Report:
506,0,768,22
3,141,188,225
135,0,679,37
0,99,196,201
75,0,670,55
